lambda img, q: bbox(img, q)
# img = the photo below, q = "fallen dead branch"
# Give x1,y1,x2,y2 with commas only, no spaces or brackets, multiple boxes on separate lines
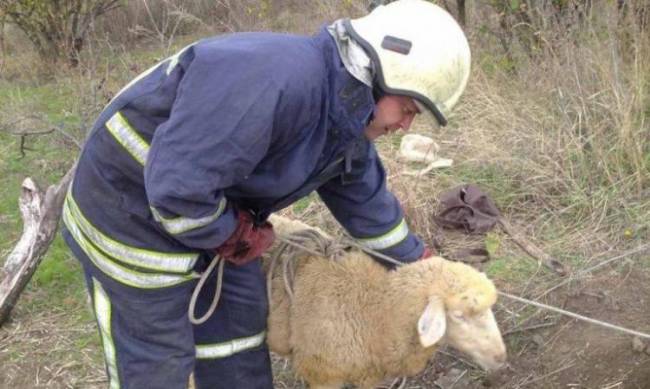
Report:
1,114,83,158
499,218,569,276
0,165,75,327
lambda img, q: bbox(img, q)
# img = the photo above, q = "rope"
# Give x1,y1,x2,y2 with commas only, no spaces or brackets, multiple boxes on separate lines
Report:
498,291,650,340
268,229,348,301
535,243,650,299
189,224,650,341
274,233,650,341
188,254,225,325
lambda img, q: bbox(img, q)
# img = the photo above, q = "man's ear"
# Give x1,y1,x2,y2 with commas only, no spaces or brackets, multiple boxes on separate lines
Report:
417,296,446,347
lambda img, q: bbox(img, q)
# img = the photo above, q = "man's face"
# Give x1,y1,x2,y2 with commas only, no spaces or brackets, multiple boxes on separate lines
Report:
364,95,420,141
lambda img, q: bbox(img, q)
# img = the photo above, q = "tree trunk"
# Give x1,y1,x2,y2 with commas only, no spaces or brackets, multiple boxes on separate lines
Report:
0,166,75,327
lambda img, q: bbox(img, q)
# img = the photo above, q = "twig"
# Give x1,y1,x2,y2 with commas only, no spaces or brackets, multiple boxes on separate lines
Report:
503,321,558,336
517,362,575,387
600,382,623,389
498,218,568,275
11,129,55,136
448,369,467,389
6,114,83,151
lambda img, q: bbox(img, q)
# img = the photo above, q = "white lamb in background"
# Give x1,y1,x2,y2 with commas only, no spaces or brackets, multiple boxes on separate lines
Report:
265,215,507,389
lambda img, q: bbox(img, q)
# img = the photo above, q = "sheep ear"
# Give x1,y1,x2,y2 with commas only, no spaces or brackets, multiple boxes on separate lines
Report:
417,296,446,348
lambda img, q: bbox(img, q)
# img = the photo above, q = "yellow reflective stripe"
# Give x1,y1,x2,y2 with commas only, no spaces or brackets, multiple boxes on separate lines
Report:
106,111,149,166
92,277,121,389
64,204,195,289
195,331,266,360
150,197,227,235
358,218,409,250
65,193,198,273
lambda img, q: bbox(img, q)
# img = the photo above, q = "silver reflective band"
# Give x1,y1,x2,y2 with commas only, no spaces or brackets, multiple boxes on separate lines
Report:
166,44,193,75
93,278,121,389
195,331,266,359
110,60,165,104
64,202,196,289
106,111,149,165
109,43,195,104
66,192,198,273
358,218,409,250
151,196,227,235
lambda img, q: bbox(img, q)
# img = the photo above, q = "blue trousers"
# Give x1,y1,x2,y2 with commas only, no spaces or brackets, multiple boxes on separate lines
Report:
63,228,274,389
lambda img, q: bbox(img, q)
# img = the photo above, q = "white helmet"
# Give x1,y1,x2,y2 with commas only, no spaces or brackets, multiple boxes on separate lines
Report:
345,0,471,126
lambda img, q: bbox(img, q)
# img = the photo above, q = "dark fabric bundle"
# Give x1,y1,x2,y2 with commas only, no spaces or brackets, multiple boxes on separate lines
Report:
435,184,501,234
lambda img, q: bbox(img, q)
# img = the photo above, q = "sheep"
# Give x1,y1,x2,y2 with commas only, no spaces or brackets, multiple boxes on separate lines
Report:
265,215,507,389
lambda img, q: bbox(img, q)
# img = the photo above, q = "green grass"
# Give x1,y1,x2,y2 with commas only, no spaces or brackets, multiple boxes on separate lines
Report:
292,193,318,215
484,254,540,284
0,79,82,127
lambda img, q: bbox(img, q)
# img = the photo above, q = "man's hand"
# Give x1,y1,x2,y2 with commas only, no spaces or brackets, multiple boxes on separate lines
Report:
215,210,275,265
420,246,436,260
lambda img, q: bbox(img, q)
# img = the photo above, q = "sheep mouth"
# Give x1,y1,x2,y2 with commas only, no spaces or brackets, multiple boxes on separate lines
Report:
475,353,508,372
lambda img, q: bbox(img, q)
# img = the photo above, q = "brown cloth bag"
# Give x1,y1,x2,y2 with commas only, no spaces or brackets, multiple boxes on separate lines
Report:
434,184,501,234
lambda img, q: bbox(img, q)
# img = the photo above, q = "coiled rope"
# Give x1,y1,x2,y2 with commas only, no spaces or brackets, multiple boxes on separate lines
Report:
267,228,348,302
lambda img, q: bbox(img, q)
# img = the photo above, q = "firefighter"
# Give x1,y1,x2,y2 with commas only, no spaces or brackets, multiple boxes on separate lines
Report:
61,0,471,387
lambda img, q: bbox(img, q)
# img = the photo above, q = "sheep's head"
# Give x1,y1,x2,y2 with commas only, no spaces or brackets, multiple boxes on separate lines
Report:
417,259,507,371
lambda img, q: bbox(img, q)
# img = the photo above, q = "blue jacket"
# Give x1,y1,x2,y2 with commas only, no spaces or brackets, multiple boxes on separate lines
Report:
62,28,424,288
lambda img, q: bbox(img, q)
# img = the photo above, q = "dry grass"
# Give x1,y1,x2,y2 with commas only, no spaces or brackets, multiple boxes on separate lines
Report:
395,3,650,263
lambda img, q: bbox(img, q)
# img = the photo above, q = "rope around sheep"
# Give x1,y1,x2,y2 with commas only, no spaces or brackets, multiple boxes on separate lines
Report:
190,227,350,325
190,226,650,340
271,232,650,341
268,229,349,302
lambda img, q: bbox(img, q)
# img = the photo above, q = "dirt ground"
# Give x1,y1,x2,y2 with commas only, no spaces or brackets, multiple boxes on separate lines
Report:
499,267,650,389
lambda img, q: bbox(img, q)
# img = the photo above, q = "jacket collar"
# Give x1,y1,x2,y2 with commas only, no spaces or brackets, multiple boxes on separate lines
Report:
313,27,375,144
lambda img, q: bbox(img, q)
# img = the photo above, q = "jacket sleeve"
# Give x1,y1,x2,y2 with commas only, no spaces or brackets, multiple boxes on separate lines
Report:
316,142,424,265
144,51,279,250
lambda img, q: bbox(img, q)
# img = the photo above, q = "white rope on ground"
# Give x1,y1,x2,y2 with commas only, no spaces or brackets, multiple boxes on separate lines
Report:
275,232,650,341
498,291,650,340
536,243,650,299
